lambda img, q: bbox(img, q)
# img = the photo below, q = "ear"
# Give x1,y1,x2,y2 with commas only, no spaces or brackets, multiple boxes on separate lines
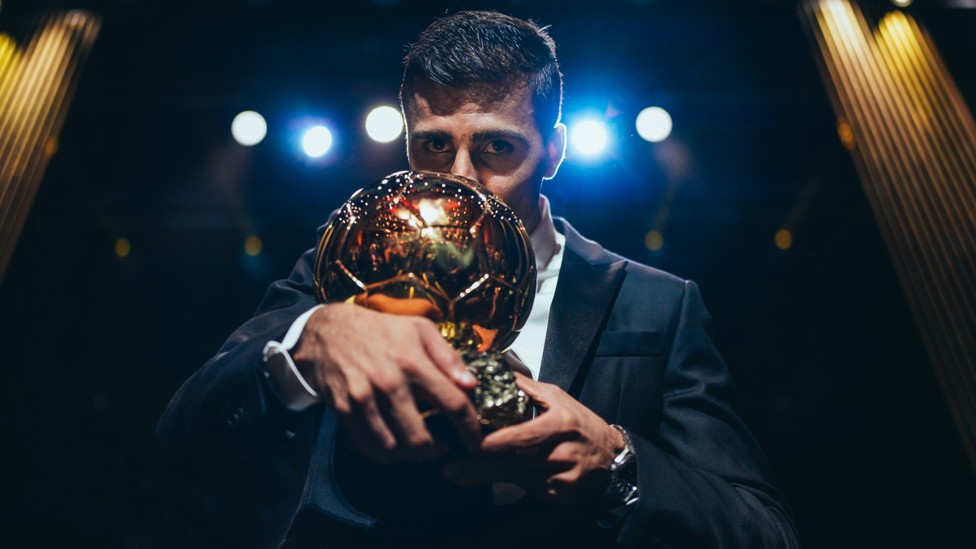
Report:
542,123,566,181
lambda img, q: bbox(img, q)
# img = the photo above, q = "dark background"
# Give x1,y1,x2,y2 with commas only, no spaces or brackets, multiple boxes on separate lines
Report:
1,0,975,546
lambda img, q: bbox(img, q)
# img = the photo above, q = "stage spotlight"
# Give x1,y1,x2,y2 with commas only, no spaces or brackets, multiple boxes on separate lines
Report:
570,119,609,157
891,0,912,6
302,125,333,158
365,106,403,143
231,110,267,146
636,107,673,143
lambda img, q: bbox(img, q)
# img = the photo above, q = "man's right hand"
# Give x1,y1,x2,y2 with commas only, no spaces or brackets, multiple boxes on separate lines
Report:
291,302,482,463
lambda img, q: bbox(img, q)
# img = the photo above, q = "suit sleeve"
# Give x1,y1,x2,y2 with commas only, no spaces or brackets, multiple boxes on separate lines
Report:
156,242,324,474
617,280,800,548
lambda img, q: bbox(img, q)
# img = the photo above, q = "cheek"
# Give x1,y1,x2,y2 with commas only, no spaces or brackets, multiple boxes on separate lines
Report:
482,177,537,219
481,176,519,201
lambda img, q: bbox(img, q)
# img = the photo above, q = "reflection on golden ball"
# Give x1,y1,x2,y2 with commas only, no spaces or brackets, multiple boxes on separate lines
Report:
313,170,536,355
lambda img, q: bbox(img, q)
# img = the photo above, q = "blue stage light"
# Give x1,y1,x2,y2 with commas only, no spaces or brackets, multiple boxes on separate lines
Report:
302,125,333,158
569,119,609,157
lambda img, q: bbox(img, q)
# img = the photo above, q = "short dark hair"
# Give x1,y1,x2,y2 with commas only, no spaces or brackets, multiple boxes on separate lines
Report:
400,10,563,134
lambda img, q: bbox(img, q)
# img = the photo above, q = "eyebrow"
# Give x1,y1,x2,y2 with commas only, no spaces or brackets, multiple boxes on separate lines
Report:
473,130,531,147
410,129,531,147
410,130,451,143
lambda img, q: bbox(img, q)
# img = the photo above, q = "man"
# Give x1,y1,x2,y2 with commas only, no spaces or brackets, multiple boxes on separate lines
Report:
159,11,799,547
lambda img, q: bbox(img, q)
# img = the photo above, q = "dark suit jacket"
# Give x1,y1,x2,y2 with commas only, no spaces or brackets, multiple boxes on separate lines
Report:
158,218,800,548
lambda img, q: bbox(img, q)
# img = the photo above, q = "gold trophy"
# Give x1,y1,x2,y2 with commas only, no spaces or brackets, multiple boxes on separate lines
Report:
313,170,536,430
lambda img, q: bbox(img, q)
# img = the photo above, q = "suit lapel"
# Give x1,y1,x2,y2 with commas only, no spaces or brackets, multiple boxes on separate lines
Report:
538,219,627,394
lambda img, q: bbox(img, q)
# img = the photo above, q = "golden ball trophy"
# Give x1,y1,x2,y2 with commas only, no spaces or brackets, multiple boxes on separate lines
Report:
313,170,536,430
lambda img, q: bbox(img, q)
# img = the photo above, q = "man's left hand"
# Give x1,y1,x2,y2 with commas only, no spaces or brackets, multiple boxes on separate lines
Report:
443,373,625,503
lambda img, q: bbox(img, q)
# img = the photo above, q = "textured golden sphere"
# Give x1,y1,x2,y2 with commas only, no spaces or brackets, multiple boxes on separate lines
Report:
313,170,536,354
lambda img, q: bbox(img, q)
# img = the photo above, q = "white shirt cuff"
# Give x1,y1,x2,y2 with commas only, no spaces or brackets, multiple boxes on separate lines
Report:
262,305,325,411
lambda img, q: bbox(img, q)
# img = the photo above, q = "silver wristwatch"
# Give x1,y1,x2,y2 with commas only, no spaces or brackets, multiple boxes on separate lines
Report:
603,424,639,511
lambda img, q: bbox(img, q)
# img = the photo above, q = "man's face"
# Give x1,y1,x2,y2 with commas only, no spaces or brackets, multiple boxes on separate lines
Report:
404,80,565,232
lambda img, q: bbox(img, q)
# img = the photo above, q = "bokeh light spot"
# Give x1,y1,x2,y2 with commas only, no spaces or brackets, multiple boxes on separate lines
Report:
892,0,912,7
231,110,267,146
302,125,333,158
365,106,404,143
645,230,664,251
836,118,856,150
775,229,793,250
570,119,609,157
44,137,58,158
115,238,131,258
636,107,673,143
244,235,263,256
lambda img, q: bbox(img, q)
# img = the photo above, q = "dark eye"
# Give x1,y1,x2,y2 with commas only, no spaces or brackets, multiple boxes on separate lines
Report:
483,140,512,154
425,139,449,153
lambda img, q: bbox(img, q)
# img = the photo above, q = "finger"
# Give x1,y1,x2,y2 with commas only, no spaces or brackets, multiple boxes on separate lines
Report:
337,381,399,463
418,320,477,389
411,364,483,453
480,413,563,452
377,380,443,462
513,373,552,407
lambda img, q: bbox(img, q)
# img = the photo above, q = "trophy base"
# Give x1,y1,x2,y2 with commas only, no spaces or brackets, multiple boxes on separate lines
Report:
464,351,532,431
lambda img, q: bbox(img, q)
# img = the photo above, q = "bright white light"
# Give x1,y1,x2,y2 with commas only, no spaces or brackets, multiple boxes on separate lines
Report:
302,125,333,158
891,0,913,6
570,119,609,156
365,106,404,143
231,110,267,146
636,107,673,143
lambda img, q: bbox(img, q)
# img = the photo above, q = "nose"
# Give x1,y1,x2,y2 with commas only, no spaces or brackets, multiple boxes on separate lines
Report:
449,149,479,183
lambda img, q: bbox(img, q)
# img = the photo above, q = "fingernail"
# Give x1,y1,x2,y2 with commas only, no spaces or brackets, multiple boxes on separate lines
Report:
456,370,476,385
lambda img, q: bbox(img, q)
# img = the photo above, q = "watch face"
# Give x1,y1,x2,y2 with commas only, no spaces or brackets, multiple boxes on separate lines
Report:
608,478,630,497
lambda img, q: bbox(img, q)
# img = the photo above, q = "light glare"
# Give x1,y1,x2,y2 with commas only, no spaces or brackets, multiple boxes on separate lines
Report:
891,0,912,7
365,106,404,143
570,119,609,156
231,110,267,146
636,107,673,143
302,125,333,158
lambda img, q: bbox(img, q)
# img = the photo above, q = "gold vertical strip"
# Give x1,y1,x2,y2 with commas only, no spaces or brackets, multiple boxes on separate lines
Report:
1,18,78,244
813,0,975,459
0,11,100,283
878,14,976,251
875,13,976,432
0,17,69,222
902,16,976,182
803,0,976,472
878,11,976,441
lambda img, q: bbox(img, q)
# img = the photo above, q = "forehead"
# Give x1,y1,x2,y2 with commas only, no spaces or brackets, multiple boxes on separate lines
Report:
404,81,540,135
